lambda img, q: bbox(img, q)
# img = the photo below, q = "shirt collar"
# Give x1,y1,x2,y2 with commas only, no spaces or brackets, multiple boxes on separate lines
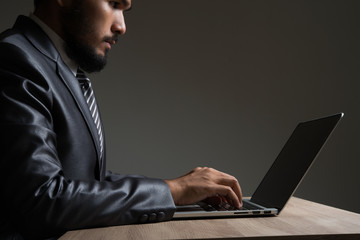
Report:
29,13,78,76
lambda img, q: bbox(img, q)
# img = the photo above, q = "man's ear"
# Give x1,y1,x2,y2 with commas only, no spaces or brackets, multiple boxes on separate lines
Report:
56,0,72,7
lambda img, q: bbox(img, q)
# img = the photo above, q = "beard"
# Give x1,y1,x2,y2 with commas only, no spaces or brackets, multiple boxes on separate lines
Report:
62,0,109,73
65,35,109,73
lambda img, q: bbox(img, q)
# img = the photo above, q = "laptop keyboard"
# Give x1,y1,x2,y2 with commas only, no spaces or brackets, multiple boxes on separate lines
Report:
198,201,260,212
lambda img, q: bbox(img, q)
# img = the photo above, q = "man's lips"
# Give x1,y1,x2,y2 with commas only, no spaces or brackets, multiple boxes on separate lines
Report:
104,35,119,49
104,40,114,50
105,39,116,45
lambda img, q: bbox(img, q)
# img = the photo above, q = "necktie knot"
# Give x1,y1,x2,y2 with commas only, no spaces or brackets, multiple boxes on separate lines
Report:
76,68,86,78
76,69,91,85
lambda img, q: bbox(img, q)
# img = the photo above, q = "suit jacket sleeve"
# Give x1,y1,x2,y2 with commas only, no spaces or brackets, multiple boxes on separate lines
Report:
0,25,176,239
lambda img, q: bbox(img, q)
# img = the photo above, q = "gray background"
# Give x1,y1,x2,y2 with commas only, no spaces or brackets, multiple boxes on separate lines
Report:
1,1,359,214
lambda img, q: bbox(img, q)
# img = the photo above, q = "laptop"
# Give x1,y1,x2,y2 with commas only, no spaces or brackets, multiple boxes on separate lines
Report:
173,113,344,219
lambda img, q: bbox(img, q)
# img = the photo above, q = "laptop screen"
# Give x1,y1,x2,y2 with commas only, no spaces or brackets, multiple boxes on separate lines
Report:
250,113,343,213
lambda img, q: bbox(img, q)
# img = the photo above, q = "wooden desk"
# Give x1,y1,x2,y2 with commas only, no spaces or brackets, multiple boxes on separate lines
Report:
60,197,360,240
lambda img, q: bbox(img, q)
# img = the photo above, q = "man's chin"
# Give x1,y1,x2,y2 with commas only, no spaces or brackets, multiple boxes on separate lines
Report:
96,50,108,60
65,41,108,73
79,55,107,73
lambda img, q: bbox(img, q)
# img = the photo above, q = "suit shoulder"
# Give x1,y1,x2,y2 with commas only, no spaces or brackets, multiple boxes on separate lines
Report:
0,31,54,93
0,25,27,46
0,27,35,61
0,16,60,63
0,25,55,73
0,39,38,73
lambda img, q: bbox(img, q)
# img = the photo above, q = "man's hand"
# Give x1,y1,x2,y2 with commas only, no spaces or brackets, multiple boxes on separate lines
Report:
164,167,242,208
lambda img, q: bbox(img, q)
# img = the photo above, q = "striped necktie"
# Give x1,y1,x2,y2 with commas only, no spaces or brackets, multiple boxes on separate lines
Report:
76,69,104,158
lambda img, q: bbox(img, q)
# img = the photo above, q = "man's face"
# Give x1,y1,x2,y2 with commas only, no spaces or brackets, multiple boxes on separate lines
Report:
61,0,132,73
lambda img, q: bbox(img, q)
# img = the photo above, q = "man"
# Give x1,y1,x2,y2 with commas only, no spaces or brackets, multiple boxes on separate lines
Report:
0,0,242,239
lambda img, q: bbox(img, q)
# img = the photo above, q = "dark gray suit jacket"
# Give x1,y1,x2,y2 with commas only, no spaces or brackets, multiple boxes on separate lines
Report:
0,16,175,240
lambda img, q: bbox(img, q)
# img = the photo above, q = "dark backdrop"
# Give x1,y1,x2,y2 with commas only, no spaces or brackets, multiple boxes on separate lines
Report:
1,0,359,214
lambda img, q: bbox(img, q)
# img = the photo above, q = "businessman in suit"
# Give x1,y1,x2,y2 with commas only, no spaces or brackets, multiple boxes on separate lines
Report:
0,0,242,239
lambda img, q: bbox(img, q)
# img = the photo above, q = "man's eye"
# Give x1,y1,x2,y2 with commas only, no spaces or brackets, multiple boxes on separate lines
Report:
109,1,120,9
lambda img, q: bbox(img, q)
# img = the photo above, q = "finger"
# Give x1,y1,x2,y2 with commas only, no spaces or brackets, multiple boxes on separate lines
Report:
232,180,242,204
201,168,242,205
215,185,242,209
217,175,243,204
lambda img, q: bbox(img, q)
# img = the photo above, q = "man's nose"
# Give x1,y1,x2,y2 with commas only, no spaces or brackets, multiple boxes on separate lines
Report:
112,12,126,35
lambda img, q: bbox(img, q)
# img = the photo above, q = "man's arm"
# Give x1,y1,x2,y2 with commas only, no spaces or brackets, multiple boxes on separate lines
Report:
0,41,175,239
